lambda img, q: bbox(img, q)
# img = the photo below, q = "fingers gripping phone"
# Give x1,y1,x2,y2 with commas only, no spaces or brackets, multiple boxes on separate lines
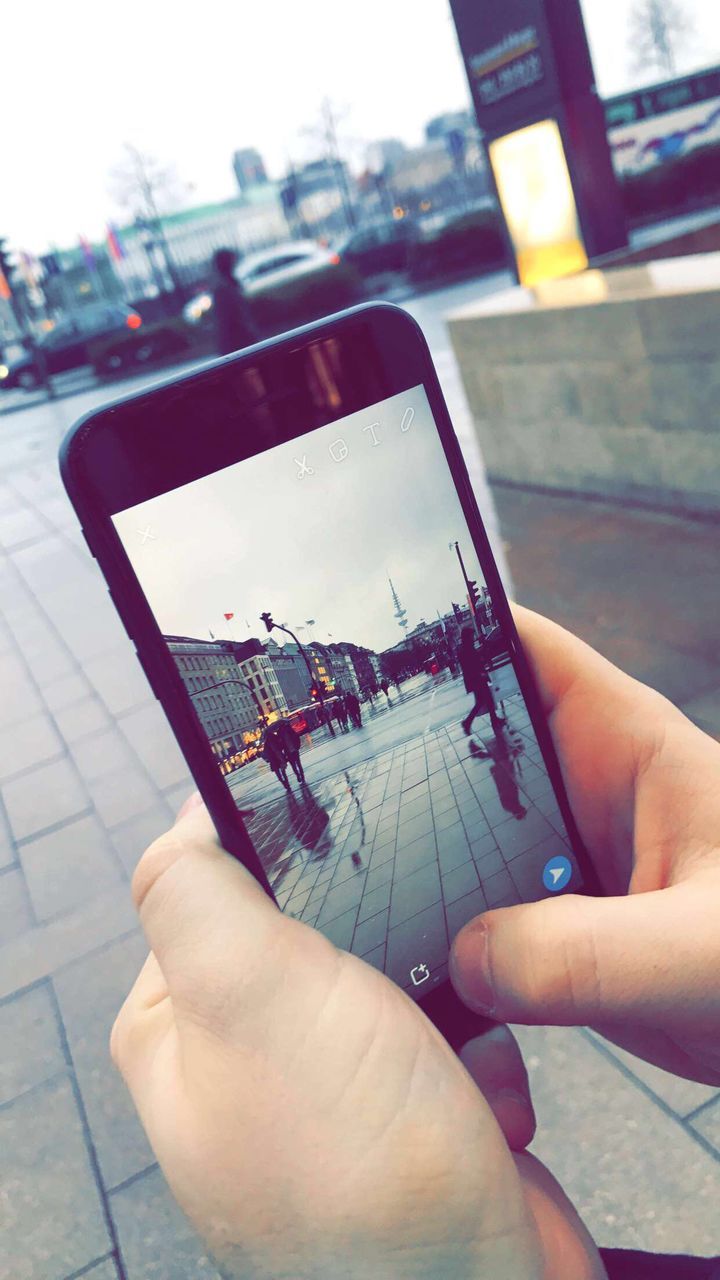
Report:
60,303,598,1051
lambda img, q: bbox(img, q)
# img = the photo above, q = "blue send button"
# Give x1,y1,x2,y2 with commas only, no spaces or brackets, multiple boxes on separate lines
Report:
542,854,573,893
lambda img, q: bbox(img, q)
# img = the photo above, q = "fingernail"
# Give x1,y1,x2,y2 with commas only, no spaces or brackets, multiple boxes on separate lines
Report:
450,919,495,1015
493,1088,535,1138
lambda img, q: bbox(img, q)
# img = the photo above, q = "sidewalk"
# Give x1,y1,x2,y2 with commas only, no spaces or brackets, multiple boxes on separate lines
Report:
1,400,719,1278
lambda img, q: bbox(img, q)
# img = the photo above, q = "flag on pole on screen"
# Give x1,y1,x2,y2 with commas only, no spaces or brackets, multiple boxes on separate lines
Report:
106,223,126,262
224,612,234,621
79,235,95,269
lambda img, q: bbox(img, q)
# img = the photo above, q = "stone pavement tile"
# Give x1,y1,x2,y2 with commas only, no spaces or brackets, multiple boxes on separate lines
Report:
393,831,437,880
43,671,93,712
40,583,127,664
364,861,395,895
89,766,161,829
483,868,518,906
351,907,390,956
388,859,442,929
491,809,556,860
357,878,392,923
3,756,89,842
319,905,358,950
316,873,366,927
1,1076,111,1280
0,806,16,870
690,1100,720,1153
0,867,34,942
11,535,91,597
436,824,471,874
119,703,192,791
110,1167,218,1279
0,887,138,1001
54,696,113,745
78,1261,120,1279
0,712,65,780
0,506,48,548
441,858,480,905
396,810,434,845
0,652,44,726
70,727,138,783
0,984,65,1105
515,1025,720,1254
54,932,154,1190
20,814,125,922
585,1030,720,1118
159,779,194,814
83,647,154,717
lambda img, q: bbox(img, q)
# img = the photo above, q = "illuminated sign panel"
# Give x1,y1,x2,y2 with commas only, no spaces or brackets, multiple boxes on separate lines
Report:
489,120,588,286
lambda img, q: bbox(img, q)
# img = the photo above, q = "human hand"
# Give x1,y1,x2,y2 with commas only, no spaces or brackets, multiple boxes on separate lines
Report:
451,606,720,1085
112,803,605,1280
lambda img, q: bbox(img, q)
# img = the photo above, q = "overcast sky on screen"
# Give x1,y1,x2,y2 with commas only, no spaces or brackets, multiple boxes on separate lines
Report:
3,0,719,250
112,386,488,654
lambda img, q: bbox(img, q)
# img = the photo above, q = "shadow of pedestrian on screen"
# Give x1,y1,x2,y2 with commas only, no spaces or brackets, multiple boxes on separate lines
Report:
471,727,528,821
286,787,332,859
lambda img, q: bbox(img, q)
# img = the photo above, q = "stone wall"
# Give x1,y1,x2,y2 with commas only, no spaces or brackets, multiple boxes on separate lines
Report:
449,283,720,515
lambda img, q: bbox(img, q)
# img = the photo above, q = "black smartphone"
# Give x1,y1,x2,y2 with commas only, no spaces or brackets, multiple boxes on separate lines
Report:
60,302,599,1051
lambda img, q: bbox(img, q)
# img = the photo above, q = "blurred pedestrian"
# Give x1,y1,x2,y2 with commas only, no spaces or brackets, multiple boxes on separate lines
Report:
335,695,349,732
211,248,258,356
275,718,305,785
458,627,504,738
345,690,362,728
262,727,289,791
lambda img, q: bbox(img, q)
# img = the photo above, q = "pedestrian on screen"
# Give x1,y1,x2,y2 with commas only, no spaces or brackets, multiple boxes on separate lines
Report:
262,727,289,791
211,248,258,356
345,691,362,729
459,627,504,738
275,719,305,785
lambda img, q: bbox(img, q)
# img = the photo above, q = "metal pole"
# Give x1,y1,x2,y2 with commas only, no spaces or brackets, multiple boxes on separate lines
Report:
273,622,336,737
454,541,481,637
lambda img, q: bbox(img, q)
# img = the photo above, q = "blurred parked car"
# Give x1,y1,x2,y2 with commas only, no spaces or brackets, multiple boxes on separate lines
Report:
333,219,415,280
183,241,362,335
408,207,508,284
0,302,142,390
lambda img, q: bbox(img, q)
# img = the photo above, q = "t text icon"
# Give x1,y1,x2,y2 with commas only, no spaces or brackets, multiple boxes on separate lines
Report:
542,854,572,893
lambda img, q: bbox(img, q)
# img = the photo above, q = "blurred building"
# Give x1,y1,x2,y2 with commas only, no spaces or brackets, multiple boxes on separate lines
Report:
326,650,361,696
366,138,408,173
264,640,312,710
424,109,476,143
328,642,381,696
232,147,268,193
230,639,288,721
164,636,259,759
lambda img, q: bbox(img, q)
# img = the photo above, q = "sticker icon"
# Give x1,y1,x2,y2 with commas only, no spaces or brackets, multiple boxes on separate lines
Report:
542,855,572,893
410,963,430,986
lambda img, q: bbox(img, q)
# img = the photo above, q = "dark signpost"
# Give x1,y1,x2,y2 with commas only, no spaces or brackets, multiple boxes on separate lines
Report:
450,0,628,281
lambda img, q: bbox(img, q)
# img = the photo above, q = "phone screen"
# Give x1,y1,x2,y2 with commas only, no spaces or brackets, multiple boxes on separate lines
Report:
112,383,583,1002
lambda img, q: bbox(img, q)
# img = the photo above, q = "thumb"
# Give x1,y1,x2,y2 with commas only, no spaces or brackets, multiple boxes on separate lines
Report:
450,881,719,1034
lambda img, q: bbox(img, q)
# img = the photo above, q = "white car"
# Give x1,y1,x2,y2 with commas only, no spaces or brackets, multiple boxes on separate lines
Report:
183,241,360,328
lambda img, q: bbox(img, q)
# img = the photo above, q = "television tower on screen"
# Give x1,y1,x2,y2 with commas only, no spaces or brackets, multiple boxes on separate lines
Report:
389,577,409,632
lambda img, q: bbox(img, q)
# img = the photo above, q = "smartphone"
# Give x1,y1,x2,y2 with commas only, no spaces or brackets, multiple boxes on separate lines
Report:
60,302,599,1051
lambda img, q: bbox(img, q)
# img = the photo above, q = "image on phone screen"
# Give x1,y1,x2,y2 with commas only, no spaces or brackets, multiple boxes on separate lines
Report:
112,384,583,1001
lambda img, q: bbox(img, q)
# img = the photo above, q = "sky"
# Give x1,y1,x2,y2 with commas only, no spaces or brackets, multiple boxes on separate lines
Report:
3,0,719,253
112,386,488,654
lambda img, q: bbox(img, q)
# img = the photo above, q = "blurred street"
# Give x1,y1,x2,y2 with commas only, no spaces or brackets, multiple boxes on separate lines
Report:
1,272,720,1280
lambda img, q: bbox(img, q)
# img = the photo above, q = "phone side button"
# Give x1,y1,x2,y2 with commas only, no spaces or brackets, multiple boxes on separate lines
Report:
134,649,161,701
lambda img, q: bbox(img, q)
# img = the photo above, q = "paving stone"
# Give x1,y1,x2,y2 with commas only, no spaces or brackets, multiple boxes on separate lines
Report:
357,878,392,923
83,647,154,716
0,984,66,1105
53,932,154,1190
351,907,390,956
20,814,125,922
0,867,34,943
0,652,44,727
78,1261,120,1279
585,1031,720,1118
515,1024,720,1254
0,886,139,1002
440,858,480,905
0,712,65,780
53,696,113,744
491,809,556,860
71,728,138,784
388,858,442,929
110,1166,218,1279
317,905,358,950
689,1099,720,1153
385,899,448,989
3,756,89,842
483,868,518,907
0,809,16,870
1,1076,110,1280
89,766,161,829
43,672,93,712
119,703,191,791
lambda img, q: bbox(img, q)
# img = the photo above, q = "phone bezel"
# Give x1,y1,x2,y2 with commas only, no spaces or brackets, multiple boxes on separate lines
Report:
60,301,602,1039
